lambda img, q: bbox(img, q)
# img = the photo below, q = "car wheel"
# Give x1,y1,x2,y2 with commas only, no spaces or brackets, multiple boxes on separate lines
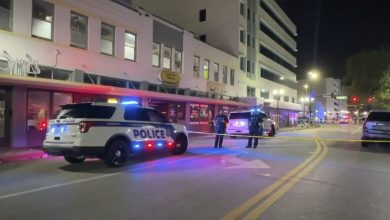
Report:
64,155,85,164
104,140,128,167
361,139,369,148
170,134,188,155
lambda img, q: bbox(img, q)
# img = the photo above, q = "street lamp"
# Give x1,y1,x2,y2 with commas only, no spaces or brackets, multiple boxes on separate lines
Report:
307,70,320,123
273,89,285,128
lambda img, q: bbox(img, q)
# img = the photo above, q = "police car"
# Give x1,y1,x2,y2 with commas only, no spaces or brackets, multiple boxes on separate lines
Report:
43,102,188,167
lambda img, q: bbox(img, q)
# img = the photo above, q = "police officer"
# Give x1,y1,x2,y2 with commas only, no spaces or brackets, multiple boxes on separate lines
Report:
214,109,228,148
246,110,263,148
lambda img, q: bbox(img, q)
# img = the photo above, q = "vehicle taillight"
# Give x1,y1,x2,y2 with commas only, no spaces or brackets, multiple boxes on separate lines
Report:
38,119,48,131
79,121,96,133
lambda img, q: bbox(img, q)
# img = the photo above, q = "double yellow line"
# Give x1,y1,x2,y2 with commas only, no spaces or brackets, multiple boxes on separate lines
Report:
221,134,328,220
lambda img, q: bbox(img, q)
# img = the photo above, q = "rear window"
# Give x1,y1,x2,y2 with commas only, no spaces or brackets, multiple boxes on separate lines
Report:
229,112,251,119
366,112,390,122
55,104,116,119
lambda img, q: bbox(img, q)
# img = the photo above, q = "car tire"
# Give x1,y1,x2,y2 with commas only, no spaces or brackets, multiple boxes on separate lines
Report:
104,140,128,167
361,139,369,148
170,134,188,155
64,155,85,164
268,125,276,137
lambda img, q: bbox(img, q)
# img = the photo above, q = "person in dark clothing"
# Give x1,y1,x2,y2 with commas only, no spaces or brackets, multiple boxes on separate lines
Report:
246,111,263,148
214,109,229,148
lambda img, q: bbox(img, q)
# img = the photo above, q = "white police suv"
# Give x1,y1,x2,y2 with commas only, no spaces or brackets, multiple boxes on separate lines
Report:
43,102,188,167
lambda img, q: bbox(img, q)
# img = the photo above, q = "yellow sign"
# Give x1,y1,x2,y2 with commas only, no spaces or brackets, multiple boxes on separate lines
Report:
160,70,181,85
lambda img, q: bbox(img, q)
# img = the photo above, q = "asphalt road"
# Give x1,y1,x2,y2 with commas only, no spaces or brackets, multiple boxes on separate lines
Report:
1,125,390,220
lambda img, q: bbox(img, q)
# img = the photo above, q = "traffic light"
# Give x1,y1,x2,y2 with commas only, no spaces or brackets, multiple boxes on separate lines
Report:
367,96,374,104
351,95,360,104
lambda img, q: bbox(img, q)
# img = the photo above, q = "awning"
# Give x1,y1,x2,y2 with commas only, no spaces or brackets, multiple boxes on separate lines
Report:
0,74,249,107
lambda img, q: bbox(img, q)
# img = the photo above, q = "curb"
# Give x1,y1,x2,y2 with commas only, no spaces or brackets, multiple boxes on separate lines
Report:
0,150,48,164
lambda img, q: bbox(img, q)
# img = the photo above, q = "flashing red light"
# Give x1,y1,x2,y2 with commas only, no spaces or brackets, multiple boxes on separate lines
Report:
145,141,154,149
38,120,48,131
167,142,174,148
351,95,359,104
367,96,374,104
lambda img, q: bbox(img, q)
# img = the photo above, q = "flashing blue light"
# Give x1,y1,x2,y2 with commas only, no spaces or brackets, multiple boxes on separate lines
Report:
122,100,139,105
134,144,141,149
157,142,163,147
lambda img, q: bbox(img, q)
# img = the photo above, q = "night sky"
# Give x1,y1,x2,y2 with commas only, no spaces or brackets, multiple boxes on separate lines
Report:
276,0,390,80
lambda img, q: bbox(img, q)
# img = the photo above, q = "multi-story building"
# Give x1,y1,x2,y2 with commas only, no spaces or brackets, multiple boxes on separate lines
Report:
298,78,347,122
0,0,250,148
133,0,301,127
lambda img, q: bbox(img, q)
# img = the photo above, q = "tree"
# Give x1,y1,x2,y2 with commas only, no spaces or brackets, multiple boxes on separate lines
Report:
374,66,390,110
344,47,390,100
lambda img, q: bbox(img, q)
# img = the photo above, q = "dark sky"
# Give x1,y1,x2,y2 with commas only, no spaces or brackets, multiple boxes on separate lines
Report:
276,0,390,80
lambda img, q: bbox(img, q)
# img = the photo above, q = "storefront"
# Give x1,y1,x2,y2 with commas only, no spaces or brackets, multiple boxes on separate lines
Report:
0,74,248,148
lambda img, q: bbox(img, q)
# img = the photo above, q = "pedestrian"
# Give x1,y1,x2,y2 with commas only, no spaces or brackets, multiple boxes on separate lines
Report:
214,109,228,148
246,110,263,148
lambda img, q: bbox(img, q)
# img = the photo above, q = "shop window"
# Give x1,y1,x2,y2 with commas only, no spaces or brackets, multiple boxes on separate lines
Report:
214,63,219,82
203,59,209,80
163,46,172,69
100,22,115,55
174,50,182,73
52,93,72,117
193,56,200,77
152,42,160,67
190,103,200,124
70,11,88,49
230,69,235,85
124,31,136,61
32,0,54,40
100,76,127,88
0,0,12,31
223,66,228,84
27,90,50,131
30,67,71,81
199,104,209,124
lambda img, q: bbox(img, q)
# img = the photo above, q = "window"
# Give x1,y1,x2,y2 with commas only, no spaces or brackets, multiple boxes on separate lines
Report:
214,63,219,82
247,34,250,47
147,110,167,123
240,30,245,43
124,31,136,60
124,107,148,121
152,42,160,67
193,56,200,77
230,69,235,85
292,97,295,103
51,93,73,118
70,12,88,49
100,22,115,55
223,66,228,84
0,0,12,31
30,66,72,81
199,9,206,22
240,2,245,17
247,8,250,20
56,104,116,119
32,0,54,40
27,90,50,130
174,50,182,73
163,46,172,69
246,60,251,72
100,76,127,88
203,59,209,80
284,96,289,102
240,57,245,71
260,90,269,99
247,87,256,97
199,34,206,42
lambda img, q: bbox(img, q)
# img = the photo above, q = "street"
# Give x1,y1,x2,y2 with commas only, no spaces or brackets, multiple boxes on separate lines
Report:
1,125,390,220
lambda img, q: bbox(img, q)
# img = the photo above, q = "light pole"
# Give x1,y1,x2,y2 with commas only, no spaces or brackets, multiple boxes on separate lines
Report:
308,71,319,123
273,89,285,128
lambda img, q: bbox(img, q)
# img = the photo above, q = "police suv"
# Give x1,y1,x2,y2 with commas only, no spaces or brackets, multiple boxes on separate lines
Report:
43,102,188,167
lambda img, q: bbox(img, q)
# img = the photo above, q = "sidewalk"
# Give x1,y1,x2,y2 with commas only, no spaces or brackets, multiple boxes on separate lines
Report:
0,126,317,164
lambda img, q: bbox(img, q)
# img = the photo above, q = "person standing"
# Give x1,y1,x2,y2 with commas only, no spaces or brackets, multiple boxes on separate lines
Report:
246,110,263,148
214,109,228,148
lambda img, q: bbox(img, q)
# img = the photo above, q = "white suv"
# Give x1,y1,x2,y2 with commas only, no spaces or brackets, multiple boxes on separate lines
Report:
226,110,276,137
43,102,188,167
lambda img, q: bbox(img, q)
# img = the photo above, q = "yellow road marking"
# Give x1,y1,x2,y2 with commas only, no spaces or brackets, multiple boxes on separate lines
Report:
242,136,328,219
220,136,322,220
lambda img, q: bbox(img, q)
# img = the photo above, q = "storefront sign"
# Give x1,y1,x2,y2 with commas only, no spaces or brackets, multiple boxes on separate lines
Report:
160,70,181,86
0,51,40,76
206,81,226,94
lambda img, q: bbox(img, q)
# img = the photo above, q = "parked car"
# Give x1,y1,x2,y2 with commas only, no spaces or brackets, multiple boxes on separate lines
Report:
361,110,390,147
226,110,276,137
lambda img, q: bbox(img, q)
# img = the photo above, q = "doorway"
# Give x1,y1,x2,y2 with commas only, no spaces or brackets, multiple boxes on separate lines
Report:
0,87,11,147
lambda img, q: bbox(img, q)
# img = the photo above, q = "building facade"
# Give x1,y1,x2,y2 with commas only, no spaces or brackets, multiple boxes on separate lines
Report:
0,0,251,148
133,0,301,126
298,78,347,122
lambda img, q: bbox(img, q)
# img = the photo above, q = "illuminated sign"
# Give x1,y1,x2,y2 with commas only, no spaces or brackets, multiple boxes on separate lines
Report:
336,96,347,100
160,70,181,86
0,51,40,76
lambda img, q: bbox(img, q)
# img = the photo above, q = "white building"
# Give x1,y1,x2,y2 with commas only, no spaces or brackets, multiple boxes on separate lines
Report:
298,78,347,122
0,0,250,148
133,0,301,126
